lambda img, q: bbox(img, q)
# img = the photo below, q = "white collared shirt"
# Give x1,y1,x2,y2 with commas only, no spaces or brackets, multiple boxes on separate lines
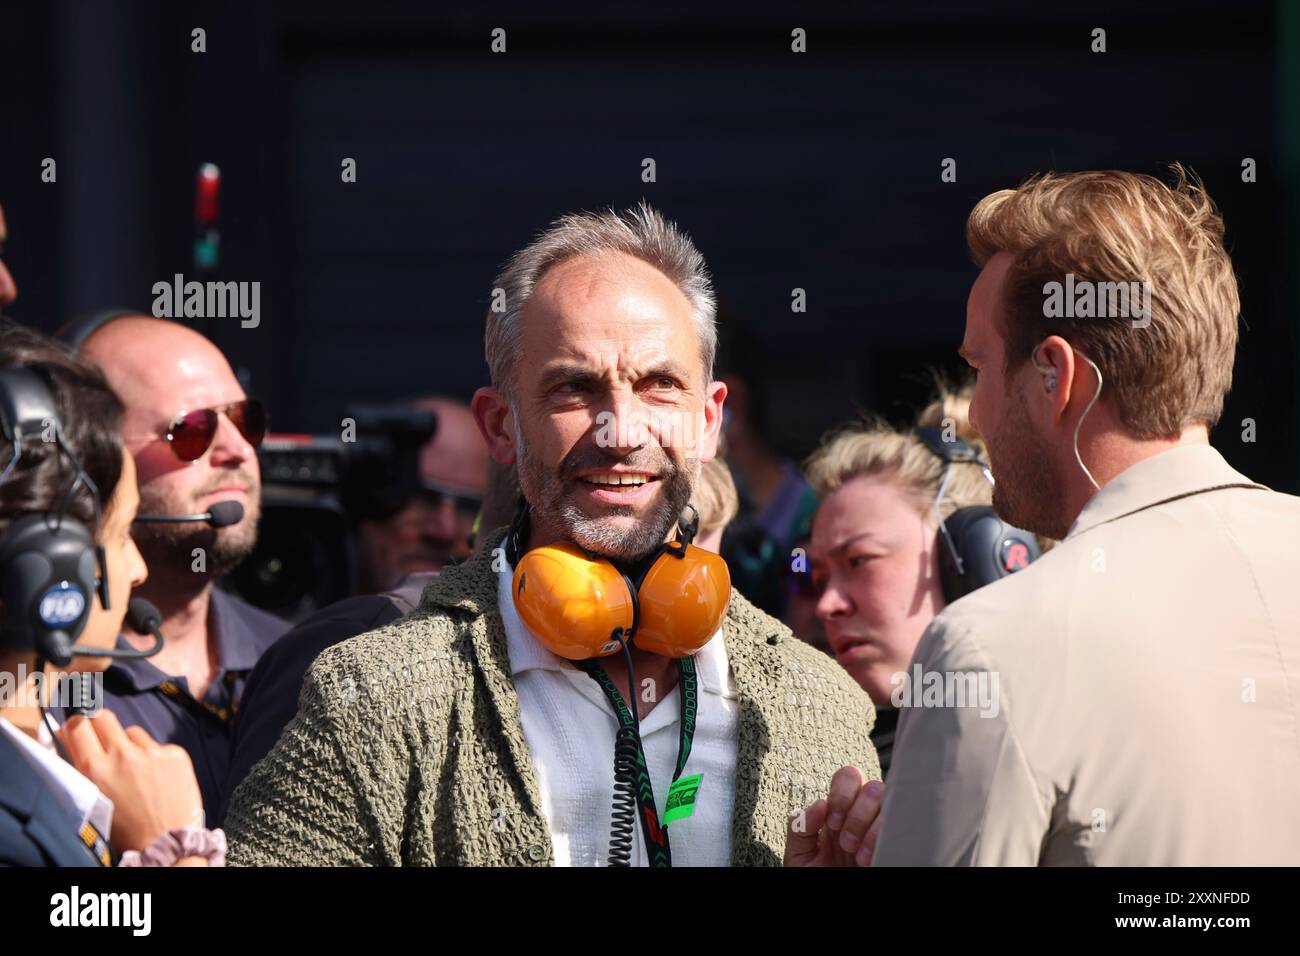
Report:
0,713,114,847
498,558,739,866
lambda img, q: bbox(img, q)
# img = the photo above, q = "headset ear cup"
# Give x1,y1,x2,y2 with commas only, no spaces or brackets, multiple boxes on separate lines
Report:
0,514,98,663
937,506,1040,603
633,543,731,658
512,542,635,659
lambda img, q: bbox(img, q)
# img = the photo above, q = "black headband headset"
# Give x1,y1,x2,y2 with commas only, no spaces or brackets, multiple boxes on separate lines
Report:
0,365,164,668
913,427,1040,600
57,308,141,355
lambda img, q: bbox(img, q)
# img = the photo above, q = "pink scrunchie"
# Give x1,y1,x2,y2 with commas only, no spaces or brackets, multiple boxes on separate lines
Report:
118,827,227,867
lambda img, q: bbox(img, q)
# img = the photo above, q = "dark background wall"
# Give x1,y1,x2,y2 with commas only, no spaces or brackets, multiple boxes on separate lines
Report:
2,0,1296,488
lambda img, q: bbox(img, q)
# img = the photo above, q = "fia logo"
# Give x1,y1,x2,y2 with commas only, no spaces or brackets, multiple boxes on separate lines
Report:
39,583,85,626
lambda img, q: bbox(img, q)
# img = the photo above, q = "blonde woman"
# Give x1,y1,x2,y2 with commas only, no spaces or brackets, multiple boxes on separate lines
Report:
803,381,1044,774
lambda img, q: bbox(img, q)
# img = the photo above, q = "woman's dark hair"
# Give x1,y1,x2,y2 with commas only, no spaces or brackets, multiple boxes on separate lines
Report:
0,320,126,540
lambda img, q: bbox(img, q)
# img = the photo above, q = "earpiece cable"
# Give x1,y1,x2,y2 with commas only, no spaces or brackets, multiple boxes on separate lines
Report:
1034,342,1104,492
1074,356,1105,491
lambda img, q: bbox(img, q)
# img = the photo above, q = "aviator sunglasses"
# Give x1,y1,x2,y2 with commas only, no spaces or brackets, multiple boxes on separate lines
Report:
157,398,268,462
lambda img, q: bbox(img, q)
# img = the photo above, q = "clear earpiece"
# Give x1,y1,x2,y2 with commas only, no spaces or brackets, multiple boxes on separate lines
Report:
1031,340,1102,491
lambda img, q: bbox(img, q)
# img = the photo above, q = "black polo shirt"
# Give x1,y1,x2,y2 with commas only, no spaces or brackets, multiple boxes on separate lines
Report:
58,588,288,825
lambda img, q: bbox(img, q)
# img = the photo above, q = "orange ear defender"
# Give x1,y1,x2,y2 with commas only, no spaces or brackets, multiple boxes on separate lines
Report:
509,502,731,660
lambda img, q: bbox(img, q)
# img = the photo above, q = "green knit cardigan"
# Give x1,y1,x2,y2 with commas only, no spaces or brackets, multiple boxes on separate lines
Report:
225,527,880,866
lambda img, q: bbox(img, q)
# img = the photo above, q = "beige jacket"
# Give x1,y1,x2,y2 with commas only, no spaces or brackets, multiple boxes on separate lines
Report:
874,444,1300,865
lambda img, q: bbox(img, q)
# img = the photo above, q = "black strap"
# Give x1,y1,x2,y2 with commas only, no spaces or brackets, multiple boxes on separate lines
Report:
575,655,698,867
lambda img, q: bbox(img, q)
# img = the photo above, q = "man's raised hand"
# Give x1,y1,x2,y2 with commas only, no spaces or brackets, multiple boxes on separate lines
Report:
783,765,885,867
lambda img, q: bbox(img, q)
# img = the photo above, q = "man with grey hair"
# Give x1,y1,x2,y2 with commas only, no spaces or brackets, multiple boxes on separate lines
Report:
225,202,879,867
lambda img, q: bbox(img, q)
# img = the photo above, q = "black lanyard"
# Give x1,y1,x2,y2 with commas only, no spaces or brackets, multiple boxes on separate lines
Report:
156,670,240,730
575,655,698,867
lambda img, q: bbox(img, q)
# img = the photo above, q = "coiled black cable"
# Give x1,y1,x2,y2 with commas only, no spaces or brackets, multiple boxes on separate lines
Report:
608,722,639,866
606,627,642,867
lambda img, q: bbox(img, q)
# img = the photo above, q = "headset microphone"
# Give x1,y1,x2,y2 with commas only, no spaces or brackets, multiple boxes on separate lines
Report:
38,601,166,762
135,499,244,527
126,596,162,634
80,597,165,661
41,597,165,666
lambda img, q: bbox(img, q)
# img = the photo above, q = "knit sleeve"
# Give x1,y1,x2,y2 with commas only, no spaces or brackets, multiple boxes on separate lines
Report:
833,657,882,784
223,643,402,867
783,632,882,784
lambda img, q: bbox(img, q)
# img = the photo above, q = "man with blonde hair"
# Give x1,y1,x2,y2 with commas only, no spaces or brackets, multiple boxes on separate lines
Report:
810,167,1300,866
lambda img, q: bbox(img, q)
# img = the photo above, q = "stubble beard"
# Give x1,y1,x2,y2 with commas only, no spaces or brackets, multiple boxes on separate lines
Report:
133,482,261,582
987,383,1070,540
515,421,698,563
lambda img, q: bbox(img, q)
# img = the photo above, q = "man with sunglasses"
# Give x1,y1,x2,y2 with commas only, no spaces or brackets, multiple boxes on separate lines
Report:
354,396,488,593
64,315,288,822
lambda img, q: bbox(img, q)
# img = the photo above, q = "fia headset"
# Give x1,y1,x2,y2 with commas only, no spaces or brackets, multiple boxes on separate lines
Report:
914,426,1041,601
506,498,731,660
0,367,111,667
0,365,164,669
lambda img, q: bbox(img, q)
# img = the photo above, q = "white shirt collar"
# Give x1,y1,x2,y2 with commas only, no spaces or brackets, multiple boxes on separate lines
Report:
496,554,733,697
0,712,114,839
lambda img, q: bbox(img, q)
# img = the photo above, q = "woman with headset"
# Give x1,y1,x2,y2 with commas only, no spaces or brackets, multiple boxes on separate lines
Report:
802,380,1049,775
0,322,224,867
